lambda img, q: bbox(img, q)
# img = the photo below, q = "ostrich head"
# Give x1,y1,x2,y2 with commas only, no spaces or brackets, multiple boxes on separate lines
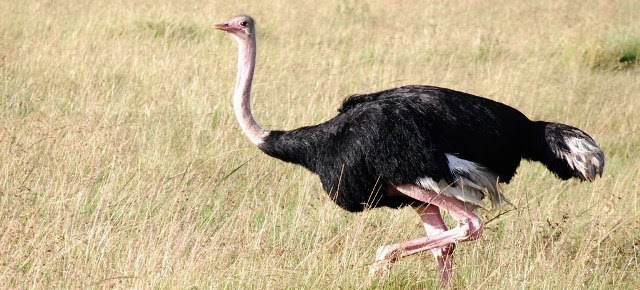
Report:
215,15,255,43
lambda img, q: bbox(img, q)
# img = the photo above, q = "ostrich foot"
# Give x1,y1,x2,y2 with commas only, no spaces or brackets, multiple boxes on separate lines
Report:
369,244,403,276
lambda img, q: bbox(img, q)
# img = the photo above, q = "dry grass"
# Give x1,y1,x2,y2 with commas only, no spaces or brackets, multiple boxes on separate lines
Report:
1,0,639,288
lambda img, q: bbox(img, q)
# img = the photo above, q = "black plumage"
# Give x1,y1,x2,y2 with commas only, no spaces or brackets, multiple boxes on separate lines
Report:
259,85,601,212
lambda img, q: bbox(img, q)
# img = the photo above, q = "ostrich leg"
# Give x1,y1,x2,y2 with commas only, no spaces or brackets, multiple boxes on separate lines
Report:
414,204,454,285
370,184,482,284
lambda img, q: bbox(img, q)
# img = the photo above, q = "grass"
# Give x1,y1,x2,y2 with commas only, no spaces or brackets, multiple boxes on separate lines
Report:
584,34,640,70
1,0,639,288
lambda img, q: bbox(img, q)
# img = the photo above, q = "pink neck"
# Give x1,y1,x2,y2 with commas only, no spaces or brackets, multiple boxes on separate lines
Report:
233,35,268,145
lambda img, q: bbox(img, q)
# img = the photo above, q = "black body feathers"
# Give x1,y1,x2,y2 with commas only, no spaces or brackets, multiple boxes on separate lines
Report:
259,85,604,212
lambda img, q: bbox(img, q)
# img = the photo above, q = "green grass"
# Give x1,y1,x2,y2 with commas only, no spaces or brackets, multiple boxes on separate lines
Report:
1,0,639,288
584,34,640,70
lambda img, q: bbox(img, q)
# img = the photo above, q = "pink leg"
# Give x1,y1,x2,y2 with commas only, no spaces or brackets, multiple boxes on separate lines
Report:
414,204,454,285
371,184,483,284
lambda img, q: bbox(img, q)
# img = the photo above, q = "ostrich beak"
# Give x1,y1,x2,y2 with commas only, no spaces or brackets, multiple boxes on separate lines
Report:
215,22,234,33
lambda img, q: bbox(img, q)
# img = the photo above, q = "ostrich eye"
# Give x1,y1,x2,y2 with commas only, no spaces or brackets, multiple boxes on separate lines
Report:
240,21,248,27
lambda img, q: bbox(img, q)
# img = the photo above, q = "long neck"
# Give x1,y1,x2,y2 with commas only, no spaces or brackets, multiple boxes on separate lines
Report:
233,35,269,145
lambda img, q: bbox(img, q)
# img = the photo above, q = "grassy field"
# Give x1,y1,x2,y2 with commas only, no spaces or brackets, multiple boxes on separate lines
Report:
1,0,639,288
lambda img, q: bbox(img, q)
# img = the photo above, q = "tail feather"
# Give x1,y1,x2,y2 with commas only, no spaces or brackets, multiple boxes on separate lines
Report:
525,121,604,181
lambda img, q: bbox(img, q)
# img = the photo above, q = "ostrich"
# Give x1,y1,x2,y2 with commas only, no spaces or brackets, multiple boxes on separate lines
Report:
215,15,604,285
